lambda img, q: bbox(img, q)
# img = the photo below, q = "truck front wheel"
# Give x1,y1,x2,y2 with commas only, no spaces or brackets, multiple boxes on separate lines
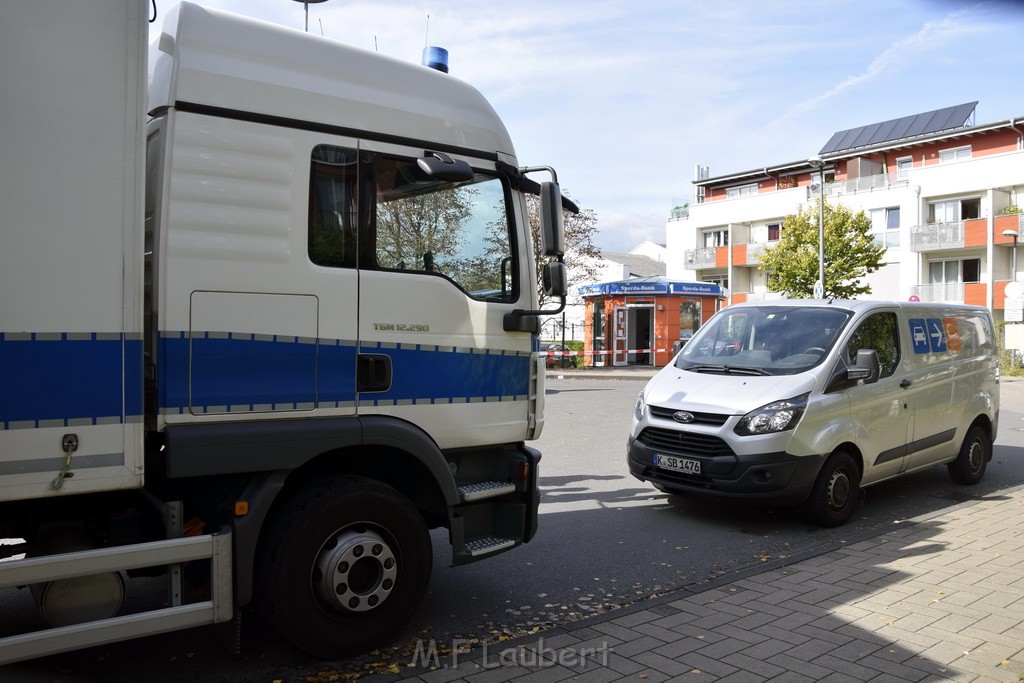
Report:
256,476,432,657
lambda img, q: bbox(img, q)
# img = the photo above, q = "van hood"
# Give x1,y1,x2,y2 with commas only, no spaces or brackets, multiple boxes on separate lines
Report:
643,367,816,415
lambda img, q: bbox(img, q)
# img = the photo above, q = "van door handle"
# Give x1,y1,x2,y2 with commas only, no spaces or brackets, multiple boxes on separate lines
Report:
900,379,912,389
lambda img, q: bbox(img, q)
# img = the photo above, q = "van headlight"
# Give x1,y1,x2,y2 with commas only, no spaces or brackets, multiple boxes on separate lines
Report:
635,391,646,420
734,394,809,436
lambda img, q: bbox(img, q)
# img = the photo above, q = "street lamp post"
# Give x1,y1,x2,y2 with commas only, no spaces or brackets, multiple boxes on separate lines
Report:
1003,229,1020,281
808,156,826,298
291,0,328,32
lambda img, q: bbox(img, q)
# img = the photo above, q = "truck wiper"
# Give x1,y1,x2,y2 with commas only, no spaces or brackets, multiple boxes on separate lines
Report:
686,364,770,376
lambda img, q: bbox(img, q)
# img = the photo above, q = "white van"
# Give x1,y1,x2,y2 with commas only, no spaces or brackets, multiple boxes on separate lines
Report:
628,300,1000,526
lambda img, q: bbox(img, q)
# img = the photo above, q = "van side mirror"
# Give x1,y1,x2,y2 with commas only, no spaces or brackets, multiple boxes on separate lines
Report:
847,349,879,384
539,181,565,257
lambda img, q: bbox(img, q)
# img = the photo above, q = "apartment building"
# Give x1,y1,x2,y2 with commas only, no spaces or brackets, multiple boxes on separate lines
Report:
667,102,1024,324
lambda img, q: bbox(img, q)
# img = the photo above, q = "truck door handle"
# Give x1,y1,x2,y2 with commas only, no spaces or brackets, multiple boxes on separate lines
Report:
357,354,392,393
900,379,912,389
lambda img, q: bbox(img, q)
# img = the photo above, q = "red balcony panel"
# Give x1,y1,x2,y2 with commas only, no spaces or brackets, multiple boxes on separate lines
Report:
732,244,747,266
994,281,1008,309
964,282,988,307
963,219,987,248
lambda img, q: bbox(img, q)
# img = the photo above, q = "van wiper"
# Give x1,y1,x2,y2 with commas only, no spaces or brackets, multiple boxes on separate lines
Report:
686,364,770,376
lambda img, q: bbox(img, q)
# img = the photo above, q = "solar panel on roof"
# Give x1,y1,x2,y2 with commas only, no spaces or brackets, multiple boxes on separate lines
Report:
866,119,899,145
818,102,977,155
904,110,937,137
852,123,881,148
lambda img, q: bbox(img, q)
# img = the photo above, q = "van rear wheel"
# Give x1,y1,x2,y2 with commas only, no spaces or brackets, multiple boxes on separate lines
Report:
803,452,860,527
948,425,989,485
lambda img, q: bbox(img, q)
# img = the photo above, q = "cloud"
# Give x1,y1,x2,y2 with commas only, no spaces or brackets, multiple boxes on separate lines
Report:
774,9,983,123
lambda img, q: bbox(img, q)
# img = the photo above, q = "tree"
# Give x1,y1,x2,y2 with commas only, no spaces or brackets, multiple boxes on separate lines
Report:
758,198,885,299
525,190,602,306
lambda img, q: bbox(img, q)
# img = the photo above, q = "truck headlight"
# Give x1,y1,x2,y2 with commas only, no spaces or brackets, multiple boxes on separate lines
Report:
634,391,646,420
734,394,809,436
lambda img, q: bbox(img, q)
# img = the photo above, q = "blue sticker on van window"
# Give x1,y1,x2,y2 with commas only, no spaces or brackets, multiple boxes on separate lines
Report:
909,318,930,354
926,318,947,353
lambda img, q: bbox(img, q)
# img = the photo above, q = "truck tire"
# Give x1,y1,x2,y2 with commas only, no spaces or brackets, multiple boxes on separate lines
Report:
947,424,989,485
256,476,431,658
803,451,860,527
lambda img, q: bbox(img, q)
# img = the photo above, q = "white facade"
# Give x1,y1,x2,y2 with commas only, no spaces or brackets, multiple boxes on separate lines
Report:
667,112,1024,320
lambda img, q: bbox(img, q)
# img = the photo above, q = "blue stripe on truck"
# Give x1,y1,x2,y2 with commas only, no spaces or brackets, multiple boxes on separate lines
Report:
157,332,531,414
0,333,142,428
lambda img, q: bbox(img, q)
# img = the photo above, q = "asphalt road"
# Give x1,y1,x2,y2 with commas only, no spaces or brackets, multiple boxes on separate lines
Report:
6,376,1024,682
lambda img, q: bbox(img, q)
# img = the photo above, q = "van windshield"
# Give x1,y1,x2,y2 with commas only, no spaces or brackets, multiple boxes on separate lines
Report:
676,306,852,376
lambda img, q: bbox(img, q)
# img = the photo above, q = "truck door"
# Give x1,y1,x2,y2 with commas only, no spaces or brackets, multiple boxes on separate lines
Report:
307,143,362,415
354,145,534,447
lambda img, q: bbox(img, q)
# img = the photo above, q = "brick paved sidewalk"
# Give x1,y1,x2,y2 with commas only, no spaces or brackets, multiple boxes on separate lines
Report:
386,487,1024,682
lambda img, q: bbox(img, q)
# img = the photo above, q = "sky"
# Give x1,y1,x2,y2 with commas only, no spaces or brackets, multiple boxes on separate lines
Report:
151,0,1024,253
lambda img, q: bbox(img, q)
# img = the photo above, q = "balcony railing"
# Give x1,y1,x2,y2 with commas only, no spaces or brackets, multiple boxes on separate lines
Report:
812,172,906,200
910,221,965,252
745,242,766,264
911,282,964,304
684,247,718,269
670,204,690,219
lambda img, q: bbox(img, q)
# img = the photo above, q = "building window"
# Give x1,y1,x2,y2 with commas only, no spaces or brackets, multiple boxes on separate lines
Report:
939,145,971,163
929,258,981,284
895,156,913,180
928,197,981,223
725,183,757,199
870,207,900,248
703,229,729,248
767,223,781,242
703,274,728,290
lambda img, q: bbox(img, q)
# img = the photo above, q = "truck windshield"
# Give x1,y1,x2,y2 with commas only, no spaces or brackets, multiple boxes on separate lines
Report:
675,306,852,375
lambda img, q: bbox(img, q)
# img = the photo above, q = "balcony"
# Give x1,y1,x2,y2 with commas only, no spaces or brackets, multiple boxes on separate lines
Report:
684,247,718,269
815,172,906,199
745,242,766,264
910,221,965,252
911,282,964,304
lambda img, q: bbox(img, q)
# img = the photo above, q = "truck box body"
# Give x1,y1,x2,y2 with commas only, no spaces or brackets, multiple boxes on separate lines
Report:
0,0,146,501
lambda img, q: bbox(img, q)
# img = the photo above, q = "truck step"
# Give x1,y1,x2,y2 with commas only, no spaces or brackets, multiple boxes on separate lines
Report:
464,536,517,557
458,481,515,502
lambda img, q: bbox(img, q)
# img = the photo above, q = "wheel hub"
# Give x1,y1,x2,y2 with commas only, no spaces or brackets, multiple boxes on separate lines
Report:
313,527,397,613
967,441,983,472
826,470,851,510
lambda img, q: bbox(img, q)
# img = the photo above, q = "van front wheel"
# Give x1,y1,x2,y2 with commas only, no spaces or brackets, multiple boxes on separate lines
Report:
948,425,990,485
803,452,860,527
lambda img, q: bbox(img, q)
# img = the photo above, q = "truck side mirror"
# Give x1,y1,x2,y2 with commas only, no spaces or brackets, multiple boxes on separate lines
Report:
847,349,879,384
542,261,567,298
539,181,565,257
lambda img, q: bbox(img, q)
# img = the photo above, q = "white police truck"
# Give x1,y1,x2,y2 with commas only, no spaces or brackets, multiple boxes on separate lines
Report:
0,0,569,662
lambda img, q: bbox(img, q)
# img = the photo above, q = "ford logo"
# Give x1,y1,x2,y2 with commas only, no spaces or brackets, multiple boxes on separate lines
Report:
672,411,695,423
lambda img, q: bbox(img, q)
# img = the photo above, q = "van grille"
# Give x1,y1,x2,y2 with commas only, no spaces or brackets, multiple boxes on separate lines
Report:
648,405,730,426
637,427,734,457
